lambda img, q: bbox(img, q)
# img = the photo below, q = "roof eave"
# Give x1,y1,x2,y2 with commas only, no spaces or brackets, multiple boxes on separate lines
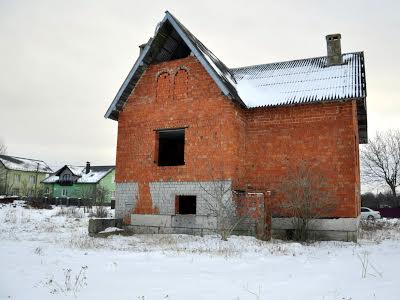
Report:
104,12,246,120
104,33,156,120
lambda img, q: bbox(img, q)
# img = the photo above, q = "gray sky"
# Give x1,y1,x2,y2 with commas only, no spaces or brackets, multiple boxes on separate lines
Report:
0,0,399,171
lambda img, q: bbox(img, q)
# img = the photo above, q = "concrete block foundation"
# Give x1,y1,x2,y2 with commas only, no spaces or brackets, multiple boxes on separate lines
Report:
271,217,360,242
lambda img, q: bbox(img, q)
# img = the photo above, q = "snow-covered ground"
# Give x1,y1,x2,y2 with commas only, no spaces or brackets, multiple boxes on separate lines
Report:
1,202,400,300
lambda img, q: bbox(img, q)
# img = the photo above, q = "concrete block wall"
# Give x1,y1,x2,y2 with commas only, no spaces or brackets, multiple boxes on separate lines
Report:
149,180,231,215
272,217,360,242
115,182,138,219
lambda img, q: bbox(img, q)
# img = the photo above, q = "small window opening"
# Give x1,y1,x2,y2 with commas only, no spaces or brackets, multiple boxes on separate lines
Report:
157,129,185,166
175,195,196,214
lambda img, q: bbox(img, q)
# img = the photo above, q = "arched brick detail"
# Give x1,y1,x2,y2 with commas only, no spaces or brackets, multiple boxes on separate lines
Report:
156,72,171,102
173,68,188,100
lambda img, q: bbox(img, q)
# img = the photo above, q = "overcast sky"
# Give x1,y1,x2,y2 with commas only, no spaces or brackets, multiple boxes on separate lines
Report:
0,0,399,171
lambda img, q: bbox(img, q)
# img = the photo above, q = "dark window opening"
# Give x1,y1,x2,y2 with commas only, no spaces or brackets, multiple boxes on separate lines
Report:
175,195,196,214
157,129,185,166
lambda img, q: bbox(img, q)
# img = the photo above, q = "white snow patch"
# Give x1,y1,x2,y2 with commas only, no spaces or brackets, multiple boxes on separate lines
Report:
99,227,124,233
0,202,399,299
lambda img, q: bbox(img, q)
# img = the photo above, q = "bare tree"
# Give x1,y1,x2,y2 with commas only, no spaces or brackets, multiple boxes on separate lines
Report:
92,186,110,218
200,180,241,241
79,185,96,212
199,180,266,241
362,130,400,199
279,163,336,242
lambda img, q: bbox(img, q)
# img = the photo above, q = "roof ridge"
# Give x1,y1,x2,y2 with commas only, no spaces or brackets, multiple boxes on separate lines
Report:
0,154,47,164
231,51,364,71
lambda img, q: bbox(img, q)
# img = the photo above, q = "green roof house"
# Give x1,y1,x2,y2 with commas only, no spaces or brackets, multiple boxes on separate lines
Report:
42,162,115,203
0,154,53,197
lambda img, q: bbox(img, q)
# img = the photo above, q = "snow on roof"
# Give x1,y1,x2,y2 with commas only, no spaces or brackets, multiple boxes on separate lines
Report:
104,11,367,143
0,155,53,173
231,52,366,107
105,11,366,120
42,165,114,184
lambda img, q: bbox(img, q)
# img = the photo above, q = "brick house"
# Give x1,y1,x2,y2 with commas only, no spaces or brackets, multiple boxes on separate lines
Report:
105,12,367,241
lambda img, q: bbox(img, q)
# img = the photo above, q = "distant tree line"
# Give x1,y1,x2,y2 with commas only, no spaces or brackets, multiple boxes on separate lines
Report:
361,192,400,209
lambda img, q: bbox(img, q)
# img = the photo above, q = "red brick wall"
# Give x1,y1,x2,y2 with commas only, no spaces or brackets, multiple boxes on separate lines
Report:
116,56,246,213
116,55,360,218
243,102,360,217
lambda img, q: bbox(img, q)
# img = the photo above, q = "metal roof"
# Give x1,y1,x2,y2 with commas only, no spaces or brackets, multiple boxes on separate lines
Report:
0,155,53,173
232,52,366,106
104,11,367,143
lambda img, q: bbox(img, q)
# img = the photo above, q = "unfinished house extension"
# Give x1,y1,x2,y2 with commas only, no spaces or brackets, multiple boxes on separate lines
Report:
105,12,367,241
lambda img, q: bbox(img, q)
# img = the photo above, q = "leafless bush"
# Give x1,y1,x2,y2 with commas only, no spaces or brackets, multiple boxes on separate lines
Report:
87,186,110,218
4,209,17,223
200,181,266,241
358,219,400,242
34,246,43,255
243,284,262,300
279,163,336,242
69,234,102,250
54,207,83,218
27,197,52,209
88,206,108,218
200,180,242,241
357,250,382,279
44,266,88,297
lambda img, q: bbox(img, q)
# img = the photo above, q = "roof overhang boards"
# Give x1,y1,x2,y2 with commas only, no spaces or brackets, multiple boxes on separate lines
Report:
104,11,239,121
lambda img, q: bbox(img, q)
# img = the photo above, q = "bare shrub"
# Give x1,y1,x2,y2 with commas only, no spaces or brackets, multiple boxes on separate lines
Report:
54,207,83,218
357,250,382,279
4,209,17,223
69,235,102,250
87,186,110,218
44,266,88,297
279,163,336,242
243,284,262,300
200,180,266,241
359,219,400,242
88,206,108,218
200,180,242,241
34,246,43,255
27,197,52,209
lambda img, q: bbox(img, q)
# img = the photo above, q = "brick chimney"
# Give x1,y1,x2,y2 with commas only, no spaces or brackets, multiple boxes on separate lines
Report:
85,162,90,174
326,34,343,66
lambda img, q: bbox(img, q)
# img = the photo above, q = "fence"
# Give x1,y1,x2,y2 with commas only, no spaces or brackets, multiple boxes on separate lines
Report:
26,197,115,209
377,208,400,218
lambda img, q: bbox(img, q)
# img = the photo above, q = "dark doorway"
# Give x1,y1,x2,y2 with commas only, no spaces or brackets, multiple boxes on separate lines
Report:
157,129,185,166
175,195,196,214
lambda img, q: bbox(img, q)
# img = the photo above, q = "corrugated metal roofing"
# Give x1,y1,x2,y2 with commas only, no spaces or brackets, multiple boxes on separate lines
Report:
231,52,366,107
104,11,367,142
0,155,53,173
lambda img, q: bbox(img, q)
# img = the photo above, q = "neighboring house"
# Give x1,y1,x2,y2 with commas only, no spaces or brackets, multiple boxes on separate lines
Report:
105,12,367,241
0,154,53,197
42,162,115,203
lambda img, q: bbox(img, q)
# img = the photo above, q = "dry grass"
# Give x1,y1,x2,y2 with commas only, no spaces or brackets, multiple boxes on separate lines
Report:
54,207,84,218
359,219,400,243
